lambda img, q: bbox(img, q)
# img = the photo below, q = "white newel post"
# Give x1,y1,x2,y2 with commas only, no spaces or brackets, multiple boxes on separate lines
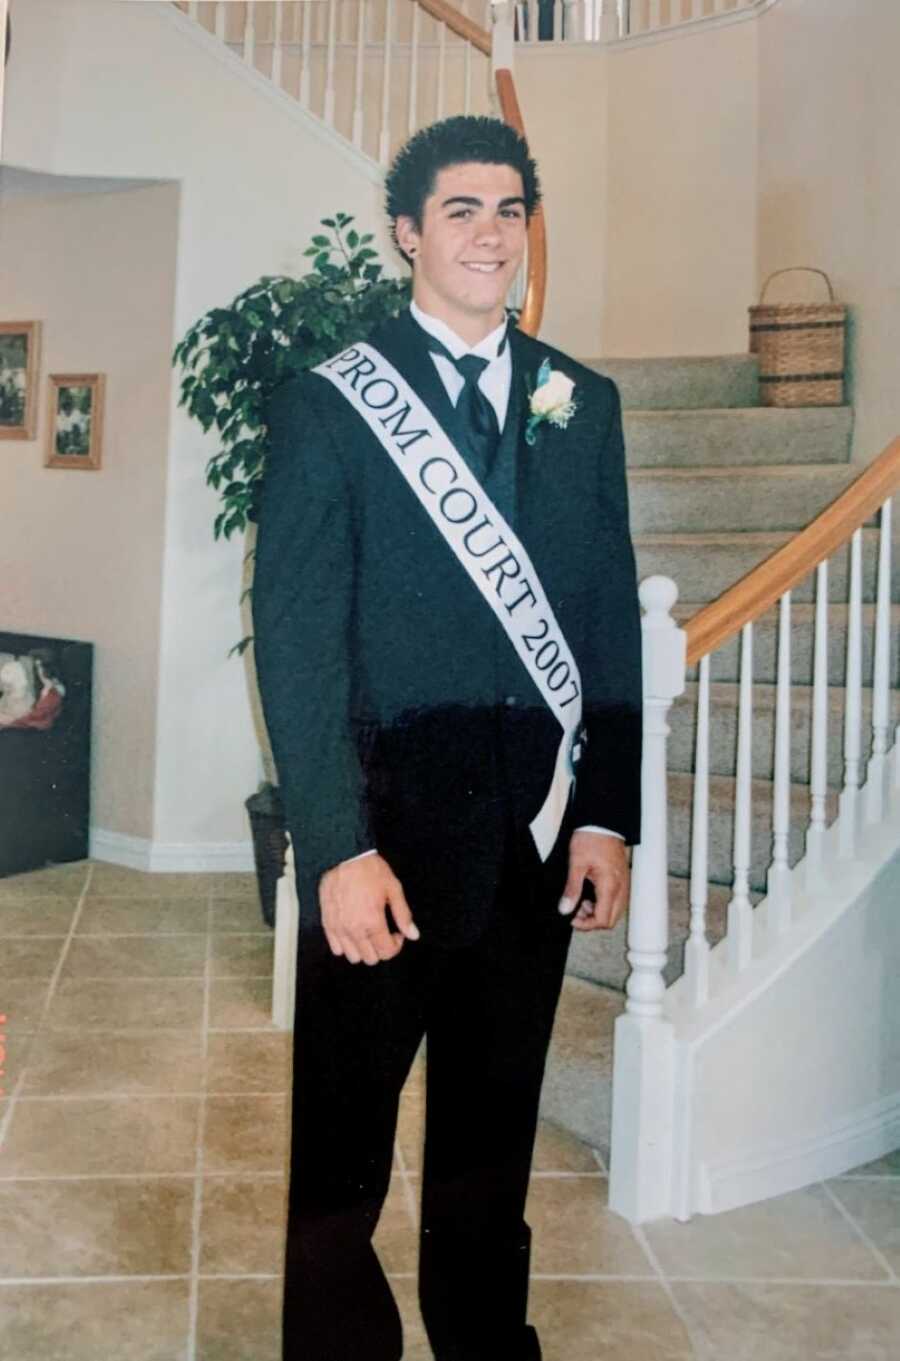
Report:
608,576,686,1224
272,835,300,1030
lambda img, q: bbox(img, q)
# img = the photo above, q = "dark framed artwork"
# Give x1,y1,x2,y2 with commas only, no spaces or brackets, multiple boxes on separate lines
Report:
0,631,93,876
0,320,42,440
45,373,105,470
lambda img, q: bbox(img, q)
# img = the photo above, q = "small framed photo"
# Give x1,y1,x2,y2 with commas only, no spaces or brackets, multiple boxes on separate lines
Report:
45,374,106,470
0,321,42,440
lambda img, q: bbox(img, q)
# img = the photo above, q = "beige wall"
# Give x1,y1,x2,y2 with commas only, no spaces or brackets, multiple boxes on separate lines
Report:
516,18,759,358
0,180,179,838
5,0,399,857
758,0,900,460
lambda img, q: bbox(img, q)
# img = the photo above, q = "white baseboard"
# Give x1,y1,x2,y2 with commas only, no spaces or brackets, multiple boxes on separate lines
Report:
90,827,255,873
699,1090,900,1215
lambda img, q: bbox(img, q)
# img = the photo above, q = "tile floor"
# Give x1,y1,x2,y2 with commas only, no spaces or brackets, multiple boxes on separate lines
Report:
1,861,899,1359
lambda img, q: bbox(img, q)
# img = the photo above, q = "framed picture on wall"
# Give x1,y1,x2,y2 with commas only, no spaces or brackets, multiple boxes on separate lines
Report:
45,373,106,470
0,321,42,441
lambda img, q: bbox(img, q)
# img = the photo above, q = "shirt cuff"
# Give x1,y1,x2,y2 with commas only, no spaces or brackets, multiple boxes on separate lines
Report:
574,825,625,841
343,847,378,864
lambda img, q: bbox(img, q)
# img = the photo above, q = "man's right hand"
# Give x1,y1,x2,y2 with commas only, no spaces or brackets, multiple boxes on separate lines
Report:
319,853,420,965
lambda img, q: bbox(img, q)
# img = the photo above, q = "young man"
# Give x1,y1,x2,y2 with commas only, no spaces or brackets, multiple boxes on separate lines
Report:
253,116,642,1361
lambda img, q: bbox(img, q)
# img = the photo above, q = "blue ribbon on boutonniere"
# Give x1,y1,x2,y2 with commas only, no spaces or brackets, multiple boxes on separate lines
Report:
525,358,578,447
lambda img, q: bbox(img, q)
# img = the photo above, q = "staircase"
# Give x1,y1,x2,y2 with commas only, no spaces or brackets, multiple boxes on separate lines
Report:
541,353,899,1156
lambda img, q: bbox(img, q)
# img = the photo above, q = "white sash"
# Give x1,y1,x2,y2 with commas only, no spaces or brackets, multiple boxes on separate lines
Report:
313,341,584,862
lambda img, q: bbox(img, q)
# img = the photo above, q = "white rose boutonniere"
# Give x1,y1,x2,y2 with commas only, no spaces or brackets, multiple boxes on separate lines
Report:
525,359,577,446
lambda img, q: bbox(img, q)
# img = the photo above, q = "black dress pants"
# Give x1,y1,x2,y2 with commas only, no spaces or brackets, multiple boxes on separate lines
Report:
281,832,574,1361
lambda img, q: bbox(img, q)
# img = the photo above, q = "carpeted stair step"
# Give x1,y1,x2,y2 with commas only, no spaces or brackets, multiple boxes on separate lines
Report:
627,464,862,534
666,770,839,890
624,406,852,468
565,875,740,994
675,602,900,686
540,975,621,1155
583,355,760,411
667,681,900,786
634,525,900,606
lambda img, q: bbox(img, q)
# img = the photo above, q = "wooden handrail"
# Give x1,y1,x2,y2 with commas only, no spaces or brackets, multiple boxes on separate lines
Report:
415,0,491,54
493,67,547,337
685,436,900,666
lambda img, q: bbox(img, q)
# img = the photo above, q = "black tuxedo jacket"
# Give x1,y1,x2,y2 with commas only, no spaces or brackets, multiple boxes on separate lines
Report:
252,309,642,946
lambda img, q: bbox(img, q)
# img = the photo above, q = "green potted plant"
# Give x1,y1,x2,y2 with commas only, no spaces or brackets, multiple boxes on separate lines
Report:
172,214,410,923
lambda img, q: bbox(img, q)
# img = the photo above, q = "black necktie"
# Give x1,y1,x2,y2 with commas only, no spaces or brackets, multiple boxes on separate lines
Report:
425,337,503,480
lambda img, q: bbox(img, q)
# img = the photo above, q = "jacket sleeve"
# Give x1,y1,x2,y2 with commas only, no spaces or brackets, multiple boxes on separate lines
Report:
570,379,643,845
251,376,374,879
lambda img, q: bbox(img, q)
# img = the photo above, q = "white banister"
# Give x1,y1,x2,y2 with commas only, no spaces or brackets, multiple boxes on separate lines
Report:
600,0,623,39
299,0,312,106
626,575,686,1019
378,0,394,165
436,17,447,120
271,0,284,89
686,652,711,1008
805,558,829,887
648,0,662,29
0,0,7,160
272,835,299,1030
608,574,684,1224
766,591,792,935
727,622,754,971
408,0,421,135
864,498,893,825
352,0,367,148
838,528,863,858
242,0,256,67
214,0,226,43
324,0,338,127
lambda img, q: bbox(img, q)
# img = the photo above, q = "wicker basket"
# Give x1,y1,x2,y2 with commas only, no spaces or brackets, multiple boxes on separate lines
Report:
749,268,846,407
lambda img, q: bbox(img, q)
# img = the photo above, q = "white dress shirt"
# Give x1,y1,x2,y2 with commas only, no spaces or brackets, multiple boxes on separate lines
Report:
345,304,623,862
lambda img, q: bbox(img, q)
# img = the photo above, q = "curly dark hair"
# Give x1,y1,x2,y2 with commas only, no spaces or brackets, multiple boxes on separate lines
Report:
385,115,542,261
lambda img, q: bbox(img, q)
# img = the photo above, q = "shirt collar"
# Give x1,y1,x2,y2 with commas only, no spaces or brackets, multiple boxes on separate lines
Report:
410,300,508,364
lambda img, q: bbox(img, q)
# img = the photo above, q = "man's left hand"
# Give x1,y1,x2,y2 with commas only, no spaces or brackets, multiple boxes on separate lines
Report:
558,830,630,932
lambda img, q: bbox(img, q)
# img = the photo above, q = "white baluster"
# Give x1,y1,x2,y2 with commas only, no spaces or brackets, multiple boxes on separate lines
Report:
727,622,754,971
272,835,299,1030
618,0,632,35
553,0,563,40
766,592,792,935
351,0,367,147
243,0,256,66
464,19,473,112
608,575,684,1225
838,528,864,857
648,0,662,29
188,0,199,18
299,0,312,106
600,0,621,39
626,577,686,1019
528,0,539,42
408,0,420,134
686,653,711,1009
271,0,284,88
0,0,8,160
214,1,226,41
378,0,394,165
805,558,829,888
323,0,338,127
435,18,447,120
864,498,893,825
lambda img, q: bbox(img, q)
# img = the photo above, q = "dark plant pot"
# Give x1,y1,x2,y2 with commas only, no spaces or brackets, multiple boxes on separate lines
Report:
245,782,287,929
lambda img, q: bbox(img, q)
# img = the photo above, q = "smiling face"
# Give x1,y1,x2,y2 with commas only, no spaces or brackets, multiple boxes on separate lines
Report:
395,161,528,345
